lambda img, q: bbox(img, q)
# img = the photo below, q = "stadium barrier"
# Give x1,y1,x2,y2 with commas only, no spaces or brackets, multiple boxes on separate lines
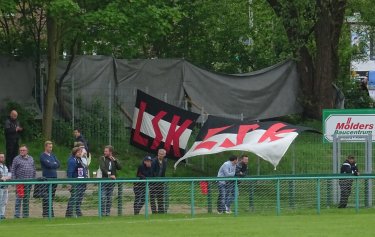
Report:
0,175,374,220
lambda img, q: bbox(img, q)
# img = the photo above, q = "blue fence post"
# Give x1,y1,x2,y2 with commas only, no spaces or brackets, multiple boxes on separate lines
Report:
48,183,52,220
234,179,238,216
276,179,281,216
145,181,149,219
355,178,359,213
316,178,321,215
98,182,102,218
117,182,123,216
207,181,212,213
191,181,195,218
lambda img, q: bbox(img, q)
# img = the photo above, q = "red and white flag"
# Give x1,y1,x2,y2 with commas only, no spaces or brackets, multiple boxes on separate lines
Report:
174,116,316,168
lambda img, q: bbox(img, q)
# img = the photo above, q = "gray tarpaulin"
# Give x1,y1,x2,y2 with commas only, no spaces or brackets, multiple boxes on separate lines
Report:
1,55,303,122
0,56,37,111
183,60,302,120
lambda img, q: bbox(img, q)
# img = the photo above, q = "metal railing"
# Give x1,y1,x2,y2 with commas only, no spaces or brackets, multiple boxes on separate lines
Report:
0,175,374,220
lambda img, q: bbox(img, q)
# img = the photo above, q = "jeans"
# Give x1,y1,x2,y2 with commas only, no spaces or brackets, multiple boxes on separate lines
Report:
0,188,8,217
225,181,235,210
15,185,32,218
66,184,86,217
217,182,226,213
101,183,115,216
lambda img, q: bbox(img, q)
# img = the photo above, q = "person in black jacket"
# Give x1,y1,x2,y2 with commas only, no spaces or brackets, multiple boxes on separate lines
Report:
133,156,153,215
150,149,167,214
338,155,359,208
4,110,22,168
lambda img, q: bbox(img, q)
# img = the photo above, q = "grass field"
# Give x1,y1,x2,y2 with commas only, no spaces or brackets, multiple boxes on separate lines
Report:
1,211,374,237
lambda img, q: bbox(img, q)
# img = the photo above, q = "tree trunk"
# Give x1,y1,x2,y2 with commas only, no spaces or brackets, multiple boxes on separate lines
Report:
42,15,60,140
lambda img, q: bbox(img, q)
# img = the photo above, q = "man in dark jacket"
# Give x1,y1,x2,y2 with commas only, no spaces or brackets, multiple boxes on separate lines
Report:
73,128,89,155
4,110,22,168
39,141,60,217
150,149,167,214
99,145,121,216
133,156,153,215
338,155,359,208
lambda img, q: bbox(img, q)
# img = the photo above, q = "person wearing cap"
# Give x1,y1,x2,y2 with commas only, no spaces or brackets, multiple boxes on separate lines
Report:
99,145,121,216
133,155,153,215
338,155,359,208
217,155,238,214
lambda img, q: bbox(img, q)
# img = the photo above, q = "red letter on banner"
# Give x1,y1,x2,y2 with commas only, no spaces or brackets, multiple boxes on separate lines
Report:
220,124,259,148
258,123,296,143
133,101,148,146
150,111,167,149
164,116,193,157
194,126,231,150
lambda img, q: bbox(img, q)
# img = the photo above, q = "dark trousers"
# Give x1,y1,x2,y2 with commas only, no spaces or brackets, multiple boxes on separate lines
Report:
101,183,115,216
339,179,353,208
42,184,58,217
15,185,31,218
150,182,165,214
5,139,18,168
133,183,146,215
66,184,86,217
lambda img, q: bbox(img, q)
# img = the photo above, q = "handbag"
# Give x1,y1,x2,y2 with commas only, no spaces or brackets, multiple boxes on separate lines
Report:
96,167,102,178
16,184,25,198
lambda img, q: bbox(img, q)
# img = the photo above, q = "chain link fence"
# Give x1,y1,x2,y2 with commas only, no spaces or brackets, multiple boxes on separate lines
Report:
0,175,374,220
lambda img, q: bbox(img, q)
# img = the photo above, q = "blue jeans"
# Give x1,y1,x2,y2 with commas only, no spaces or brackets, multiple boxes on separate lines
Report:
101,183,115,216
14,185,32,218
217,182,226,212
225,181,235,210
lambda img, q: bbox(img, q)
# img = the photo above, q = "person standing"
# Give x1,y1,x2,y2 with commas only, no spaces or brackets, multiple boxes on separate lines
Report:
4,110,23,168
217,155,237,214
66,147,87,217
99,145,121,216
338,155,359,208
133,156,153,215
150,149,167,214
40,141,60,217
73,128,89,156
0,152,10,219
11,145,36,218
235,155,249,178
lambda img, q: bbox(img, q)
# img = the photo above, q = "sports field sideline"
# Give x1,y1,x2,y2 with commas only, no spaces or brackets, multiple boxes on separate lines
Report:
0,211,374,237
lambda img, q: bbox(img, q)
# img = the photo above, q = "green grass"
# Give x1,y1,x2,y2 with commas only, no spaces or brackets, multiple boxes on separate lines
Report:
0,211,374,237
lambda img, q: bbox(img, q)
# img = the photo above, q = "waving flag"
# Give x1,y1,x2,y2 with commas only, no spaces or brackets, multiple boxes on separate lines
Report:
131,90,200,159
174,116,316,168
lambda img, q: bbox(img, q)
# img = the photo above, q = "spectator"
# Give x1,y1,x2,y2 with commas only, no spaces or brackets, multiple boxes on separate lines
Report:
4,110,23,168
66,147,87,217
74,141,90,173
73,128,89,155
338,155,359,208
235,155,249,178
0,152,10,219
133,155,153,215
217,155,237,214
40,141,60,217
150,149,167,214
99,145,122,216
11,145,36,218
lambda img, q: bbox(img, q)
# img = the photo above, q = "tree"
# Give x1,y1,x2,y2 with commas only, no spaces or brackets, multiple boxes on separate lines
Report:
265,0,347,118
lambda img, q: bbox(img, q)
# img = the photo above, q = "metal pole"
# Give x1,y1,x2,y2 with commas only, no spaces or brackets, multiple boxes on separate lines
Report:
98,182,102,218
207,181,212,213
48,183,52,220
316,179,321,215
234,179,239,216
145,181,149,219
190,181,195,218
108,78,112,145
276,179,281,216
117,183,123,216
355,178,360,213
72,74,75,129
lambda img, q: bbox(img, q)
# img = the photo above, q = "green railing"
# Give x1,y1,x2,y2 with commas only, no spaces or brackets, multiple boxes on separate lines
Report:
1,174,374,220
